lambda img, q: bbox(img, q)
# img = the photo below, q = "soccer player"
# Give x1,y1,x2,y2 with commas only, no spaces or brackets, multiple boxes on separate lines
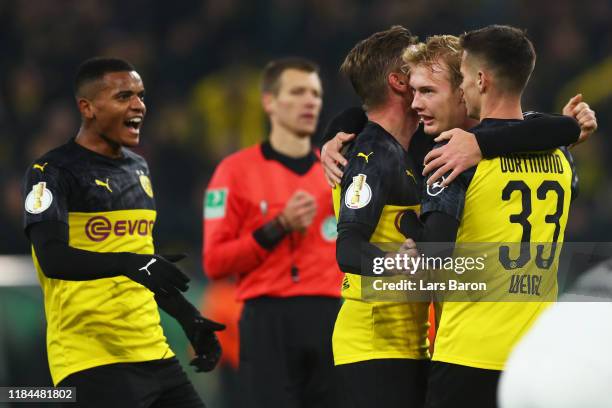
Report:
23,57,223,408
203,57,343,408
331,26,431,408
324,31,596,407
419,25,579,408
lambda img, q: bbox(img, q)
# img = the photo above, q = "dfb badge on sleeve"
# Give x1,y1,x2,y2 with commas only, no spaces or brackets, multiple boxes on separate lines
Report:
25,182,53,214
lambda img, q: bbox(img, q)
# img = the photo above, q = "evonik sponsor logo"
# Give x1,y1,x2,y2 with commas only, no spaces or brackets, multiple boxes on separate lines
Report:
85,216,154,241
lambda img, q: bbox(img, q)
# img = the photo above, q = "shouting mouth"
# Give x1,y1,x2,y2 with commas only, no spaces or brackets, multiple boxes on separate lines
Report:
125,117,143,134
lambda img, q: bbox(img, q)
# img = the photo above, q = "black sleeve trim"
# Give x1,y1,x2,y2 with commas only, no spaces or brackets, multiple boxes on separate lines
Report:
475,114,580,158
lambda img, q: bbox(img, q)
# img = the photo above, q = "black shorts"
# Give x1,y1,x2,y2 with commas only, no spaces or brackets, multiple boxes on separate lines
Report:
239,296,341,408
57,357,205,408
336,358,430,408
425,361,501,408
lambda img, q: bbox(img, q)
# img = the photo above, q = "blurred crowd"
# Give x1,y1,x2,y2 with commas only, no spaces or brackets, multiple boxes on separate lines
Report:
1,0,611,261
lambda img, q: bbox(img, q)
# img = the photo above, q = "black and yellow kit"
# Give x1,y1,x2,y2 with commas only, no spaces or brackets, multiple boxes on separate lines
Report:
333,122,430,365
23,139,173,385
421,117,578,371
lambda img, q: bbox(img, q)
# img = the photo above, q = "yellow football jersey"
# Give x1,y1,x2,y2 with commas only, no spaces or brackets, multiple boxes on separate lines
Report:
23,140,173,385
332,122,430,365
421,118,577,370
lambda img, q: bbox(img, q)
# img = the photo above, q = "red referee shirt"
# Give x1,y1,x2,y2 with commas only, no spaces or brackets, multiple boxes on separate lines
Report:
203,142,342,301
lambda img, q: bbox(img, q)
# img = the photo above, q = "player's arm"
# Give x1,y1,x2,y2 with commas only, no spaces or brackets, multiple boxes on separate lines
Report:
424,114,581,186
336,223,387,275
28,221,189,294
320,107,368,186
471,113,581,159
336,141,394,275
23,163,189,294
415,163,472,258
154,291,225,372
423,94,598,186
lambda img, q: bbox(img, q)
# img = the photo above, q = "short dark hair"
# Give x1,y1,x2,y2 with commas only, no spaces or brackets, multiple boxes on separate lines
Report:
341,25,418,109
261,57,319,95
460,25,536,93
74,57,136,97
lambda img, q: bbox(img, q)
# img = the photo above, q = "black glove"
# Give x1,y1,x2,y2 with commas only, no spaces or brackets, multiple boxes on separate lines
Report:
154,291,226,372
123,253,190,295
185,316,226,372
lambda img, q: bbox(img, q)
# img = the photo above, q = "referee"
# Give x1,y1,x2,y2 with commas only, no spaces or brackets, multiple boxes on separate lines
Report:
23,57,223,407
203,58,343,407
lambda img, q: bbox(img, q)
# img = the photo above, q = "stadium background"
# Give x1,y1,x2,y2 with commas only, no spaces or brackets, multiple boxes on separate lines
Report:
0,0,610,406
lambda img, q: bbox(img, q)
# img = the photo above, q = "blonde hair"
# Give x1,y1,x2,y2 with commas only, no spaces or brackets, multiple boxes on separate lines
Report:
402,35,463,89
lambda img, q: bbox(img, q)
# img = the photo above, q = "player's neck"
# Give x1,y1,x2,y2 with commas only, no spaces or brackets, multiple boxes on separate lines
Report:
75,127,123,158
367,101,419,150
479,92,523,121
268,127,311,158
462,117,479,130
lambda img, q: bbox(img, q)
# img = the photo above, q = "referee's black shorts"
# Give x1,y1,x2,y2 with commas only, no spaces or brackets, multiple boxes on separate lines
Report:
239,296,341,408
336,358,430,408
425,361,501,408
57,357,204,408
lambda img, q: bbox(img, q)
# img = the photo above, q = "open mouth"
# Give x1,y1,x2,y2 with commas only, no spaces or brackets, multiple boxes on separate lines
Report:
124,117,143,132
420,115,434,125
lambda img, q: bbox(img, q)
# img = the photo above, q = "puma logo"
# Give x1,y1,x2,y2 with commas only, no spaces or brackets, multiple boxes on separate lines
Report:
33,163,48,172
405,169,416,183
139,258,157,276
95,178,113,193
357,152,373,163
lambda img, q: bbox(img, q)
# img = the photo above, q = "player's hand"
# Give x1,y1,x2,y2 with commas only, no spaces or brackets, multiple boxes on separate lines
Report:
321,132,354,187
399,238,420,262
562,94,597,147
387,238,419,275
185,316,226,373
423,128,482,186
279,190,317,232
124,253,190,295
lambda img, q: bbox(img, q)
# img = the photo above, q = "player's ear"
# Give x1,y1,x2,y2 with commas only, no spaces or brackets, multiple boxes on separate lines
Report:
261,92,275,115
388,72,409,93
77,97,95,120
456,87,465,106
477,71,487,93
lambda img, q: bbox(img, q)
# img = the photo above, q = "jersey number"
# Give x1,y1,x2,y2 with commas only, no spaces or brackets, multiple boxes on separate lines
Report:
499,180,564,270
